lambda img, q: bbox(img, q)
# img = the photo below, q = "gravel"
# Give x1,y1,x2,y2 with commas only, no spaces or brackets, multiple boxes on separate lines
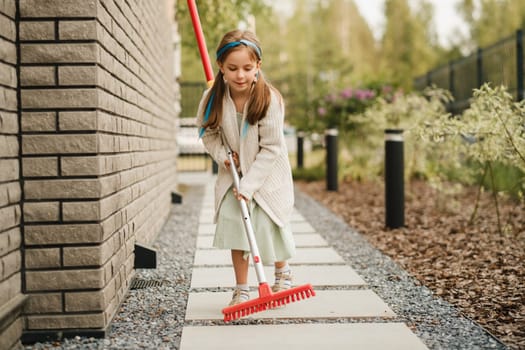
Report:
25,177,508,349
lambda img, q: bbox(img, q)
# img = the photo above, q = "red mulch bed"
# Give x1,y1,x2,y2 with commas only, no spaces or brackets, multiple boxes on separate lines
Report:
296,179,525,349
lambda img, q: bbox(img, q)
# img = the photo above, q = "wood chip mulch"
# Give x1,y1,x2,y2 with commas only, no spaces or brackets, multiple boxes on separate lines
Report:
296,179,525,350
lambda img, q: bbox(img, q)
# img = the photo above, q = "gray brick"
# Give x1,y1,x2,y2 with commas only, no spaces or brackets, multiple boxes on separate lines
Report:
0,111,18,133
59,111,97,131
21,88,97,109
0,9,16,41
27,313,105,330
62,201,100,221
23,202,60,222
0,205,21,229
0,182,21,207
59,20,97,40
25,268,105,291
0,273,21,307
22,157,58,177
0,227,21,256
2,250,21,278
24,179,102,199
58,65,97,86
0,317,22,350
0,37,16,65
61,156,101,176
21,111,56,131
25,248,61,269
63,243,113,267
22,134,97,155
0,135,18,157
21,43,98,64
65,290,105,312
19,21,55,41
24,293,62,313
24,223,103,245
20,0,97,18
0,159,18,182
0,0,16,18
20,66,55,86
0,61,16,88
0,81,16,109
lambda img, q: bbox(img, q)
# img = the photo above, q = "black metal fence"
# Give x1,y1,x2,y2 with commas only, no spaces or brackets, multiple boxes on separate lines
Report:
414,29,524,114
178,82,212,172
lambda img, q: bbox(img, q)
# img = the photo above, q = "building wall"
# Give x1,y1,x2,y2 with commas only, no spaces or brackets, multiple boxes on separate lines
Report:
17,0,178,341
0,0,25,349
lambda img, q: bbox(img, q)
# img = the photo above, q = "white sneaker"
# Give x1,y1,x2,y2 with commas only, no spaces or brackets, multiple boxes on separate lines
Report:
271,270,292,293
228,288,250,306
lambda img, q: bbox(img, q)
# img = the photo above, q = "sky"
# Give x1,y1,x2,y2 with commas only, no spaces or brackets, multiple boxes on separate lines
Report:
353,0,469,47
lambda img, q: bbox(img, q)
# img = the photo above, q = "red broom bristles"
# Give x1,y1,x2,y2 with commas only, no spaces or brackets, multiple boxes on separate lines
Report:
222,283,315,322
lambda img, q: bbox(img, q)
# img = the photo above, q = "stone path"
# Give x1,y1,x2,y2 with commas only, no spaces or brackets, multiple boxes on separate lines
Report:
179,180,429,350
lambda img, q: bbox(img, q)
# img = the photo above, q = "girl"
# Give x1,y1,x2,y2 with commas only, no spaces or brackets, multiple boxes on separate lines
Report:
196,30,296,306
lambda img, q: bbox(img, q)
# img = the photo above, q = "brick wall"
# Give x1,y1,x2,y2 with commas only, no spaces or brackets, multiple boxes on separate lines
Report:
17,0,178,342
0,1,26,349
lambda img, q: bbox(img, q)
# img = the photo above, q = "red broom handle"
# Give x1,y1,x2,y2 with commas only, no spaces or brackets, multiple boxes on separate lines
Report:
187,0,214,86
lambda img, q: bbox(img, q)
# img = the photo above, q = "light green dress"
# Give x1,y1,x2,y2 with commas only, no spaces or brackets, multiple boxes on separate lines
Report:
213,113,296,264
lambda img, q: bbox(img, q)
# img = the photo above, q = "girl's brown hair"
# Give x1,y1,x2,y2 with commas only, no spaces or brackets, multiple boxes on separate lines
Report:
201,30,279,130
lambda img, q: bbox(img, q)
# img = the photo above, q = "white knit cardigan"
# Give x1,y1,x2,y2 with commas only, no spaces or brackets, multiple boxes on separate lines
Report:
195,86,294,227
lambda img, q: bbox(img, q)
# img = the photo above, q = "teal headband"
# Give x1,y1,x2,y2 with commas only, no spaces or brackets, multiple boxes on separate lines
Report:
216,39,262,60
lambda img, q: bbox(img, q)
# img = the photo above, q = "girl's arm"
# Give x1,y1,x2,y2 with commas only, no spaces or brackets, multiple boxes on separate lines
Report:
238,93,284,199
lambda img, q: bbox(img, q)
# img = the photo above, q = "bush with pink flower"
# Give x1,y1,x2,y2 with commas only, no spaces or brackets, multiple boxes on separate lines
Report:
315,85,394,130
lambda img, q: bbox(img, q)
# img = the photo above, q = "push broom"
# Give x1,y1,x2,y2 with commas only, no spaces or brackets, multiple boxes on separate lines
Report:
186,0,315,322
221,148,315,321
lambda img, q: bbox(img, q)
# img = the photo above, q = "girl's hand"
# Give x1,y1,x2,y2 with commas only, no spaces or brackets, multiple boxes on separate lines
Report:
233,187,248,202
224,151,240,169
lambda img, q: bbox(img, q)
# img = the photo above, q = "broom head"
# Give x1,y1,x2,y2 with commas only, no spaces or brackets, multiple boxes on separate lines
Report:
222,282,315,322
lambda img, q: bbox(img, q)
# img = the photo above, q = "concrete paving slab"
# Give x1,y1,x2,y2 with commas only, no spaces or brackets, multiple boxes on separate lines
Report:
193,247,345,266
291,211,305,222
180,323,428,350
190,265,366,289
198,213,214,224
197,233,328,249
291,221,316,233
185,290,395,320
197,223,216,235
293,233,328,247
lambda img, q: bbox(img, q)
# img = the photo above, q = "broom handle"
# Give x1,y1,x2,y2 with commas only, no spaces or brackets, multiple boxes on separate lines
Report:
226,149,267,285
187,0,215,86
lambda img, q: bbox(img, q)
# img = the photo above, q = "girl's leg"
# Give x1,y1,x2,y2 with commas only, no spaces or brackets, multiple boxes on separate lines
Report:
231,249,249,284
229,249,250,306
274,261,287,269
273,260,292,292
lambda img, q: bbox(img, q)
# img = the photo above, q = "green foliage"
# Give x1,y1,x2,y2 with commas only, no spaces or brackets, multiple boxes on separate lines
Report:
292,163,326,182
457,0,525,50
347,87,454,181
420,84,525,174
417,83,525,233
175,1,270,81
380,0,440,89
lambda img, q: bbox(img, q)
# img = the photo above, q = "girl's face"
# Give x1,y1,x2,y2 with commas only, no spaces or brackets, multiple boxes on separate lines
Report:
219,48,260,95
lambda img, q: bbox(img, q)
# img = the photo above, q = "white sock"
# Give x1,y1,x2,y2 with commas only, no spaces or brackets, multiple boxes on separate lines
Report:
275,263,290,274
236,284,249,291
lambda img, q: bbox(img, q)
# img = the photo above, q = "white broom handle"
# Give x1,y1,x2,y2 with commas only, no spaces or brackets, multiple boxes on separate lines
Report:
226,149,267,284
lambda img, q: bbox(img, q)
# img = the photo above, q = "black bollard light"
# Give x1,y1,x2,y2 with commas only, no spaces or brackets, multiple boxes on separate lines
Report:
325,128,338,191
297,131,305,169
384,129,404,228
212,159,218,174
